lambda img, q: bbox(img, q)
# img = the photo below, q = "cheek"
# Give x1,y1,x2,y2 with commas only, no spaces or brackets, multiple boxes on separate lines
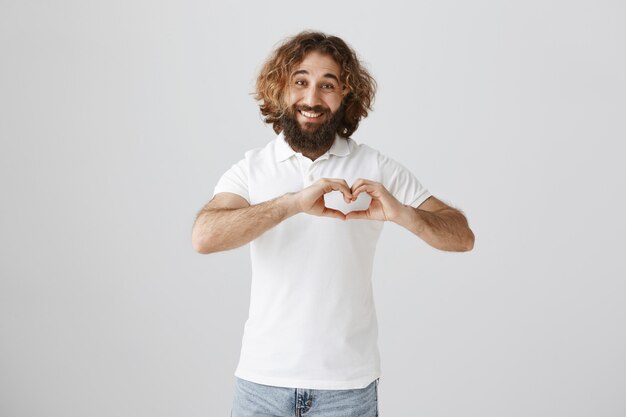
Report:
285,89,300,106
327,95,343,112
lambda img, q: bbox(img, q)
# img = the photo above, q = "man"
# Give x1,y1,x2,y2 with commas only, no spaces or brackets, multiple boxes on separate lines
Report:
192,31,474,417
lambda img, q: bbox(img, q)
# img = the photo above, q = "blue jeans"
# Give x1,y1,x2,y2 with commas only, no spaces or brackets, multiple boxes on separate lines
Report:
231,377,380,417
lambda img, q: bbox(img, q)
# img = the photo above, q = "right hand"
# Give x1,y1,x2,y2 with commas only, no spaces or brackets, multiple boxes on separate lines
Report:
293,178,353,220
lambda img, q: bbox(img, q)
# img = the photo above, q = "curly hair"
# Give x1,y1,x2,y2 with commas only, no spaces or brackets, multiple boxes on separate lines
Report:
255,31,377,138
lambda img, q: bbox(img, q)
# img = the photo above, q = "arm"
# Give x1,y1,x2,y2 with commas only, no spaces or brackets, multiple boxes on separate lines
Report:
394,196,475,252
192,178,353,254
345,179,475,252
192,192,294,254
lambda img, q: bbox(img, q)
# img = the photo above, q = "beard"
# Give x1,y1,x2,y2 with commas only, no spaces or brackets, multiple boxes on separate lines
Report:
280,103,345,154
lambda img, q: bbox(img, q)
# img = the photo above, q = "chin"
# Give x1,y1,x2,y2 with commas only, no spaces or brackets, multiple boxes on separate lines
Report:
299,122,321,132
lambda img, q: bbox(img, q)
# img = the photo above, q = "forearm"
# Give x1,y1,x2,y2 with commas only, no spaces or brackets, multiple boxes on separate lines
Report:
192,193,298,254
393,205,475,252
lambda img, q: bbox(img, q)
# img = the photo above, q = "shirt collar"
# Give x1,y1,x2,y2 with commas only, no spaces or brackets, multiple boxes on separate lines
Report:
274,131,351,162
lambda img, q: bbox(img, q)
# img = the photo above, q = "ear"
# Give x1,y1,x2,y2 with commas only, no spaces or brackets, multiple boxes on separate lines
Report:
341,84,351,97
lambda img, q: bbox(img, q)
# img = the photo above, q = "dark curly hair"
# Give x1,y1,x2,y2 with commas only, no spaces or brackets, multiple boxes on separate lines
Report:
255,31,377,138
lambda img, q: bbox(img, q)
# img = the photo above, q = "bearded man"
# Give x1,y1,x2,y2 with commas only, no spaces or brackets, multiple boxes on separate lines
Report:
192,31,474,417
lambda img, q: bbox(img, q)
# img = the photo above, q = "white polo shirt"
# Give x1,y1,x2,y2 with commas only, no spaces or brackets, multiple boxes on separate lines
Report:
213,132,431,390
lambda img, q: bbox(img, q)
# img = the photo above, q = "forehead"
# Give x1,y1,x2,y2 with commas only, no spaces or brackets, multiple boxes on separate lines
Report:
292,51,341,78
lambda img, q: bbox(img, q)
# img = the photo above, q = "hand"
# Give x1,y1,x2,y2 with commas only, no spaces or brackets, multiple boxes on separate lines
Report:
346,179,404,221
294,178,353,220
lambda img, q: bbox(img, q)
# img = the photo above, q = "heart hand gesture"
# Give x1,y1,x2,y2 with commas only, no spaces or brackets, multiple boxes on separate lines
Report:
293,178,404,222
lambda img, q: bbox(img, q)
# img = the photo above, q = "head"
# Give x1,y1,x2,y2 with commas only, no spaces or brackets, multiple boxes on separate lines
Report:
255,31,377,148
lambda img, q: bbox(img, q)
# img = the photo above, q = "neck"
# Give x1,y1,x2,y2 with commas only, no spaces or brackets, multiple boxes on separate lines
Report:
284,136,333,162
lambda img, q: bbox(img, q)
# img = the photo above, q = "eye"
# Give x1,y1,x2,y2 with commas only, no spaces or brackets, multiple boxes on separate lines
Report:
294,79,306,86
322,83,336,90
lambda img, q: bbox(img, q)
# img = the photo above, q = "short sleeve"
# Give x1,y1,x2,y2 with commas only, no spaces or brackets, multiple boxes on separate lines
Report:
212,157,250,203
377,151,431,207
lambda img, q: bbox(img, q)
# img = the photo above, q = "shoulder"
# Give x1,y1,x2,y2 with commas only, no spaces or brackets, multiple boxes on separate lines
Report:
345,138,382,159
351,141,416,177
346,140,401,171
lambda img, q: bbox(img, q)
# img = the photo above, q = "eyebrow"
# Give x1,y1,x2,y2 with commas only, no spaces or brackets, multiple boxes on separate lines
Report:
292,69,340,83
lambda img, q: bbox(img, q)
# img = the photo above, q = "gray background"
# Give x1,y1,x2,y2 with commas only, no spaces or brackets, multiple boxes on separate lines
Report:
1,0,625,416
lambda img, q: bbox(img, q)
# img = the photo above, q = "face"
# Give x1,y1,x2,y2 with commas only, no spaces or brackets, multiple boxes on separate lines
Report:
286,50,346,129
281,51,348,153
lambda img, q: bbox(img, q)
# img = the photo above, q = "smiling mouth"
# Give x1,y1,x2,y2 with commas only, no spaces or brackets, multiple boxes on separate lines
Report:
298,110,323,119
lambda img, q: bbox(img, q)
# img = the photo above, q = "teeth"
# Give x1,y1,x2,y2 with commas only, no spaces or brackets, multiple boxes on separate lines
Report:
300,110,321,118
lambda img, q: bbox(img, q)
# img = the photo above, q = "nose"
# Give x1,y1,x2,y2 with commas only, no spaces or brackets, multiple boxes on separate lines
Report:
301,85,323,108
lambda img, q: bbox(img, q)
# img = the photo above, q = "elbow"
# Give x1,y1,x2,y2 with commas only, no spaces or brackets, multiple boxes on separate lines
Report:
446,228,474,252
192,229,217,255
193,239,221,254
462,229,475,252
193,239,212,254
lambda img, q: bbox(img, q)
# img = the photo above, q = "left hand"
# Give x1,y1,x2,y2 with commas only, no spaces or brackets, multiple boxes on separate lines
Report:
346,179,405,221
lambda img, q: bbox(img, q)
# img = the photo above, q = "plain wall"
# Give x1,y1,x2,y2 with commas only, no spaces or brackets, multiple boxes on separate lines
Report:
1,0,625,416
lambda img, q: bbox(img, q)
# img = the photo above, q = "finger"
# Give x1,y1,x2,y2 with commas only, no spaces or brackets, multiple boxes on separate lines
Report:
320,206,346,220
338,178,352,203
330,178,353,203
351,184,377,201
328,177,351,187
345,210,370,220
323,178,352,191
350,178,372,193
323,180,353,202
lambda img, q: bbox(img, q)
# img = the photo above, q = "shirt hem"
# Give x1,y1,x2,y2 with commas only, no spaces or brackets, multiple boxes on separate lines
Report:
409,190,432,208
234,369,381,390
212,187,250,204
